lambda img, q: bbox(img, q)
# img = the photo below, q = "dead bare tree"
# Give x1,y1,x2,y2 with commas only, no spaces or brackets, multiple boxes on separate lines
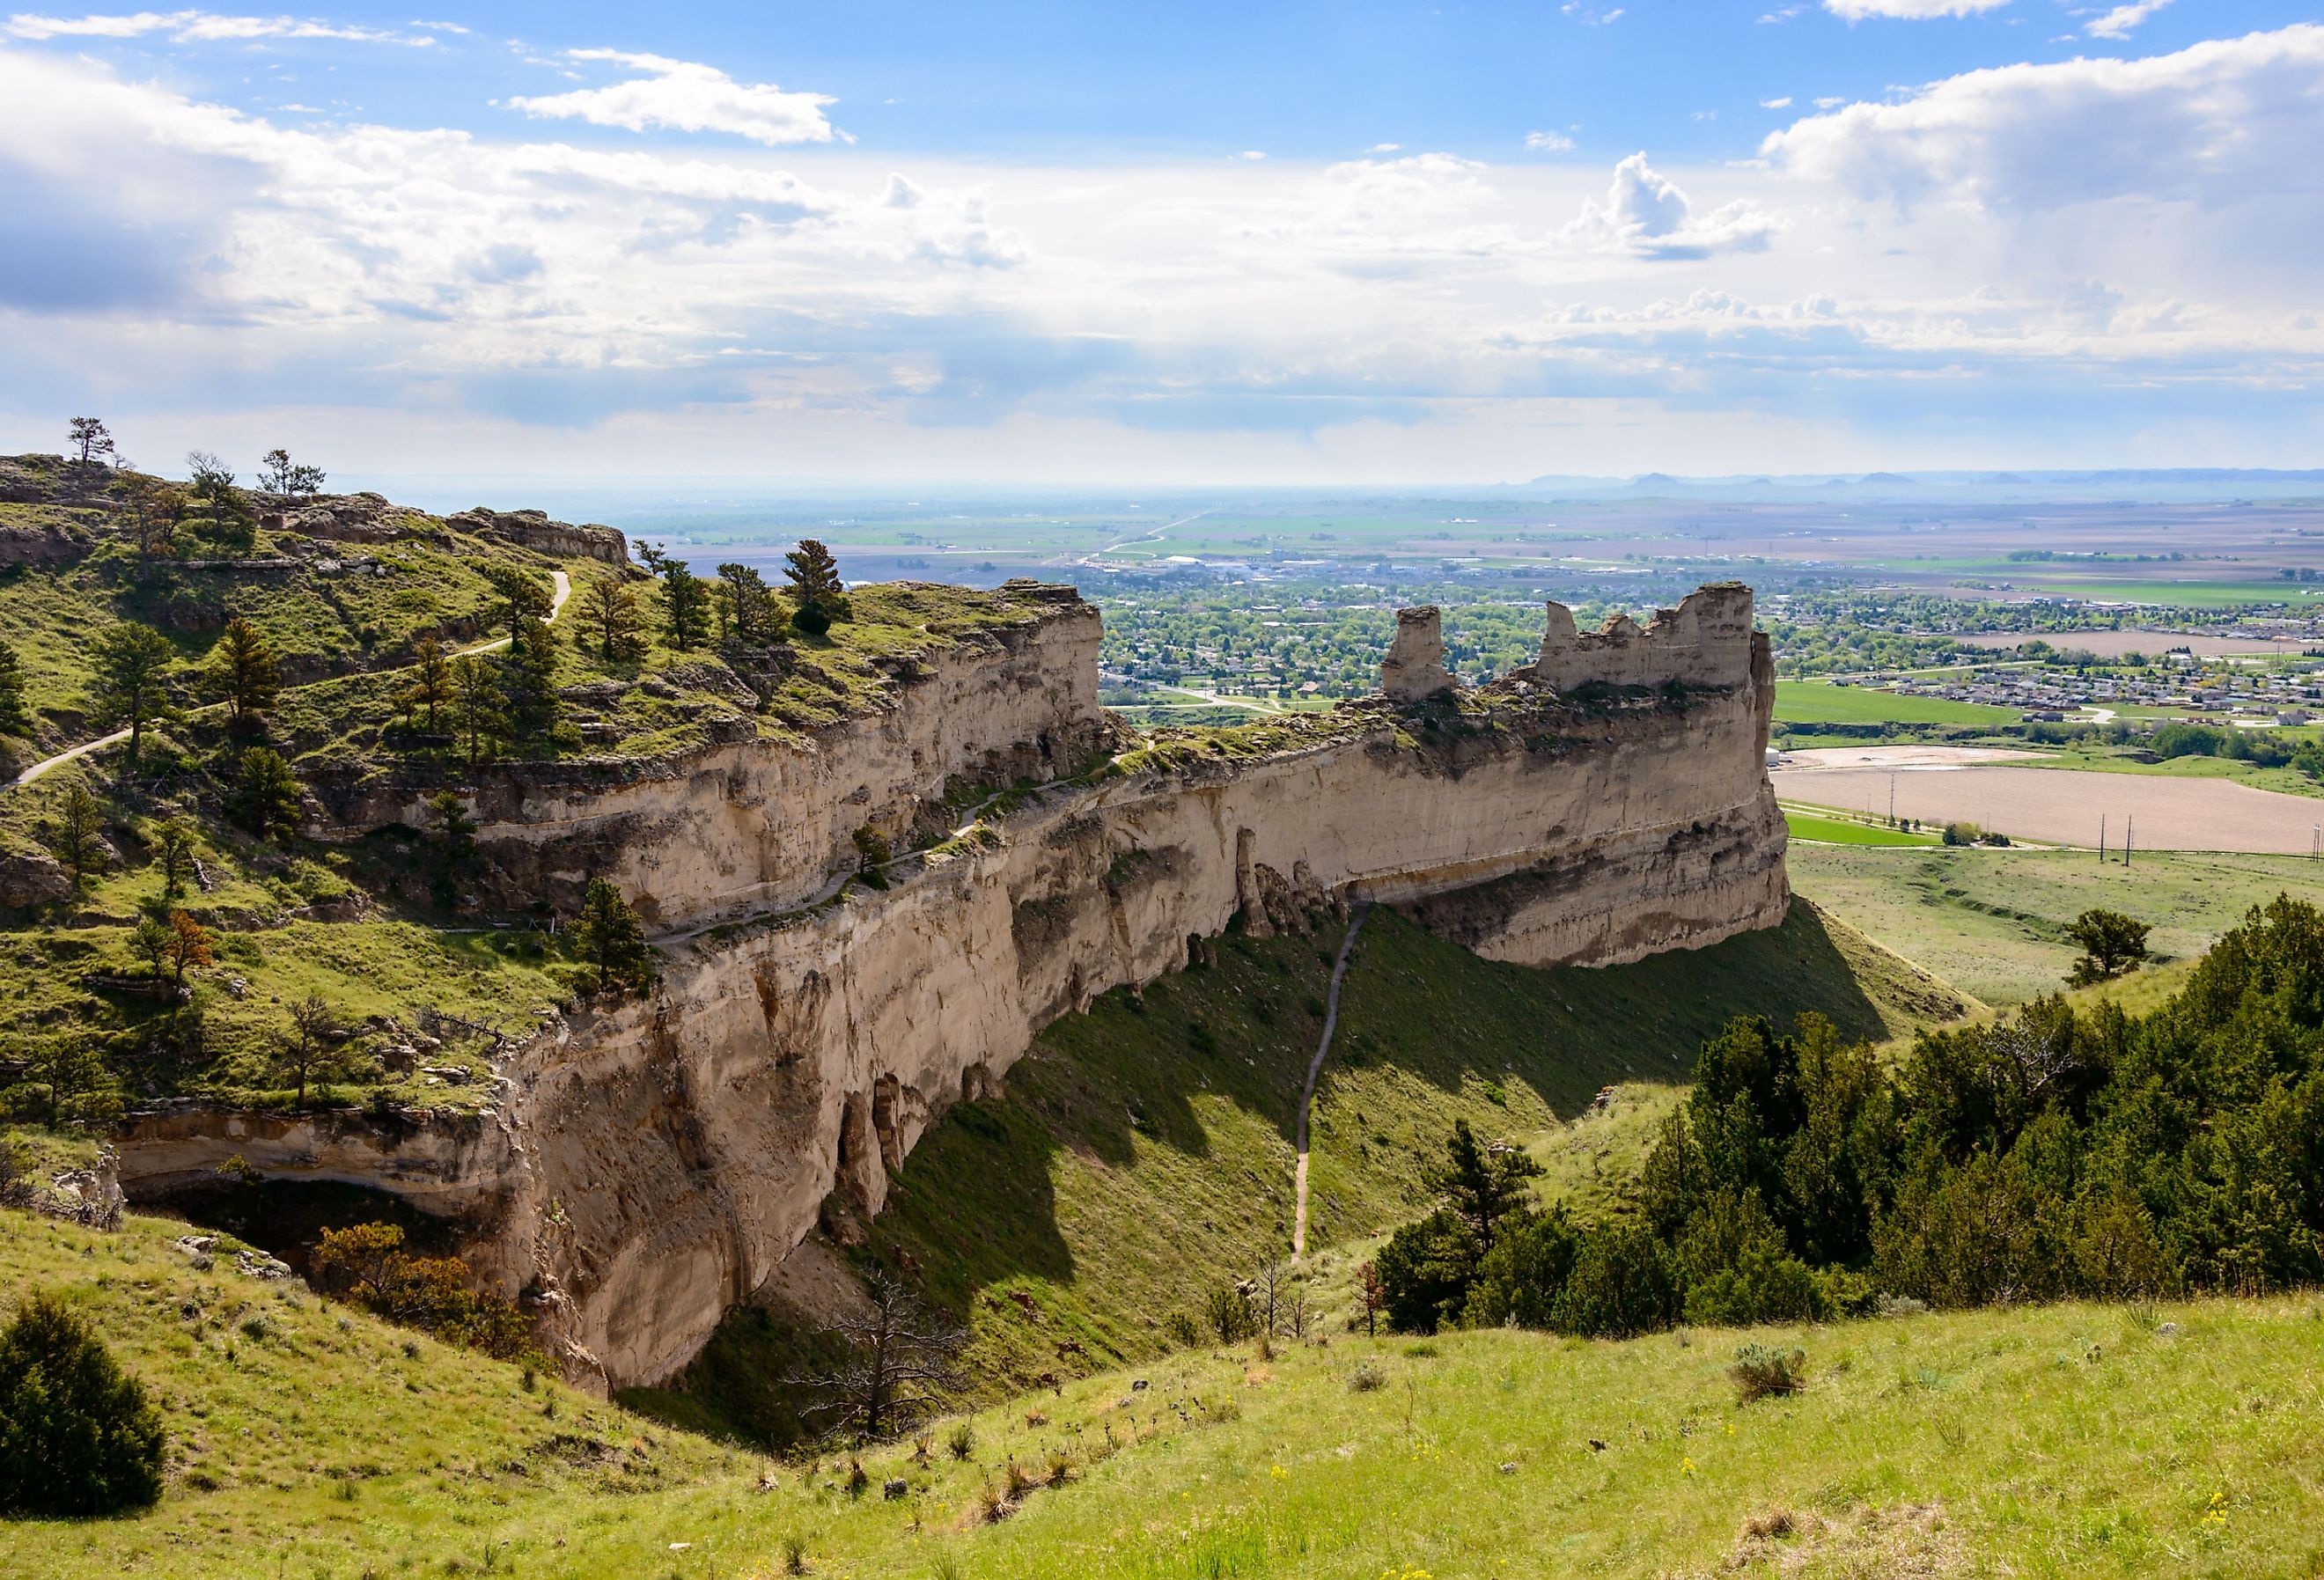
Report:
787,1269,968,1443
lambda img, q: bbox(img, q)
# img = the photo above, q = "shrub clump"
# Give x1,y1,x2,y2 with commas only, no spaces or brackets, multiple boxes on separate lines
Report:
312,1222,541,1363
1730,1343,1807,1404
0,1291,165,1517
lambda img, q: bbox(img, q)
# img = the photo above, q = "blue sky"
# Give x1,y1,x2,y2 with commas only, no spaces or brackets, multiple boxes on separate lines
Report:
2,2,2320,483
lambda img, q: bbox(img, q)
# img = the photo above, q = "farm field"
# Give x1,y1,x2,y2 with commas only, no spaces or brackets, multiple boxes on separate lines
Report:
1787,845,2324,1005
1782,808,1942,846
1772,681,2020,726
1956,630,2320,658
1773,761,2324,854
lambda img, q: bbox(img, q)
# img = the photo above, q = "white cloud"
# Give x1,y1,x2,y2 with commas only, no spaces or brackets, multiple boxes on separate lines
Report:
1524,129,1575,152
1764,24,2324,224
1561,3,1624,23
1822,0,2011,18
506,48,836,145
1236,150,1266,161
2085,0,2169,40
1563,151,1780,259
1369,142,1400,153
4,10,437,43
1761,96,1793,109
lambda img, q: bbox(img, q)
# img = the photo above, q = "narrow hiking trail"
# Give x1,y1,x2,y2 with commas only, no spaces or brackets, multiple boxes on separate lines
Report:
1293,900,1370,1261
5,569,572,792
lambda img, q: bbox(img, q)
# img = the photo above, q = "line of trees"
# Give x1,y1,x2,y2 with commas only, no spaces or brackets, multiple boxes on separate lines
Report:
1377,896,2324,1338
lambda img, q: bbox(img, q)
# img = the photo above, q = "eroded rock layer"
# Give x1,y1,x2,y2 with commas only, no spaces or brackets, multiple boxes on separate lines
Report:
116,581,1788,1388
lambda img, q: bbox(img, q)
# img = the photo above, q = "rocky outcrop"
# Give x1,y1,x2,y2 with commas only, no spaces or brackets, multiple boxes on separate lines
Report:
310,586,1110,928
115,580,1790,1390
1380,606,1458,701
445,507,629,566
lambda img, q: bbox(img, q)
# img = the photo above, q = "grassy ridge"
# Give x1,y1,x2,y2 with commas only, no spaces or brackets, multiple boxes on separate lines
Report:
10,1202,2324,1578
658,903,1972,1442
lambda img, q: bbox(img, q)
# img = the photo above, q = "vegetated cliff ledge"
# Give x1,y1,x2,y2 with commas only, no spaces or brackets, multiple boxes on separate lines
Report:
114,581,1788,1391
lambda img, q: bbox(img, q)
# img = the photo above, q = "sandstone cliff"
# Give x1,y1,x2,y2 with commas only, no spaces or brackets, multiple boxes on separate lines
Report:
115,582,1788,1389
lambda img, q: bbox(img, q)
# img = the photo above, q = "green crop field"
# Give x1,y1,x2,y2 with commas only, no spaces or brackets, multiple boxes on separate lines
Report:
1788,844,2324,1006
1773,682,2020,727
1783,808,1944,846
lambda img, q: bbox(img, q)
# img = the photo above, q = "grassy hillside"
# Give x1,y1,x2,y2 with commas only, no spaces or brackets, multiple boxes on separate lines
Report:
1790,844,2322,1006
9,1202,2324,1579
657,901,1973,1443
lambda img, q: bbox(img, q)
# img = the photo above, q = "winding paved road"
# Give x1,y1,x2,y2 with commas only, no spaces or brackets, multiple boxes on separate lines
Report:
5,569,571,792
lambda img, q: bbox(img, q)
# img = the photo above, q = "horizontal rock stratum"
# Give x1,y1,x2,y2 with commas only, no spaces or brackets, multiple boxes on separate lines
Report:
117,580,1788,1388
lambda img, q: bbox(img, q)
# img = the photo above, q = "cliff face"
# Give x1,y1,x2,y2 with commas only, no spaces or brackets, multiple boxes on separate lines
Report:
115,582,1788,1389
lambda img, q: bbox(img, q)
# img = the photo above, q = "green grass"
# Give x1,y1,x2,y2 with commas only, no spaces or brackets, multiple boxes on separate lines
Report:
1783,808,1944,847
656,902,1973,1444
12,1203,2324,1578
1774,682,2020,727
1789,844,2324,1007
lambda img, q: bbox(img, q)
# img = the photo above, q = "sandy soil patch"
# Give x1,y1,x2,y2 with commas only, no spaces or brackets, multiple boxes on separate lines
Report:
1776,746,2041,771
1775,764,2324,852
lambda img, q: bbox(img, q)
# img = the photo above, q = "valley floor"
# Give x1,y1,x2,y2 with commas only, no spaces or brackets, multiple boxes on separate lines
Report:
6,1207,2322,1578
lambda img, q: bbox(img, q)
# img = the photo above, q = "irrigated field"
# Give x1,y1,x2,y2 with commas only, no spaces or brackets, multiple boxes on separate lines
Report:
1772,682,2020,727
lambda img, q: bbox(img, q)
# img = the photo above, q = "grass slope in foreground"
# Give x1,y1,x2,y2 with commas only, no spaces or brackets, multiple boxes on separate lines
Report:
1790,844,2324,1007
7,1206,2324,1578
655,902,1970,1443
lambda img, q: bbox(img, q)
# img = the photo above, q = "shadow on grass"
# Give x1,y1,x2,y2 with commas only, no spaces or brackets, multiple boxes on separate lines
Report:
665,900,1911,1445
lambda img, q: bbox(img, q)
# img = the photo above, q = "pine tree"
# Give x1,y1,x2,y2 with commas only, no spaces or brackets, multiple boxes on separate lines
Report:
90,621,176,767
1423,1119,1544,1258
0,636,30,737
129,916,173,981
67,416,115,467
449,656,507,761
48,780,107,886
571,876,651,996
210,616,281,729
783,538,848,633
500,614,562,741
580,572,646,664
715,562,775,644
660,561,710,651
226,746,302,841
480,563,552,635
154,816,195,896
0,1291,165,1518
403,636,452,733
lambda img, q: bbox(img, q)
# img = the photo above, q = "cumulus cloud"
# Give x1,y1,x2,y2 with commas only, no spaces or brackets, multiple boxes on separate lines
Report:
1525,129,1576,152
505,49,836,145
2085,0,2170,40
1563,152,1779,259
1821,0,2011,18
1763,23,2324,221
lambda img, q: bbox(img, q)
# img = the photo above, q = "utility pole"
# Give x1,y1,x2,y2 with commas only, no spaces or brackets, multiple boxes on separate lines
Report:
1889,771,1897,827
2124,815,2134,869
2099,813,2107,864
